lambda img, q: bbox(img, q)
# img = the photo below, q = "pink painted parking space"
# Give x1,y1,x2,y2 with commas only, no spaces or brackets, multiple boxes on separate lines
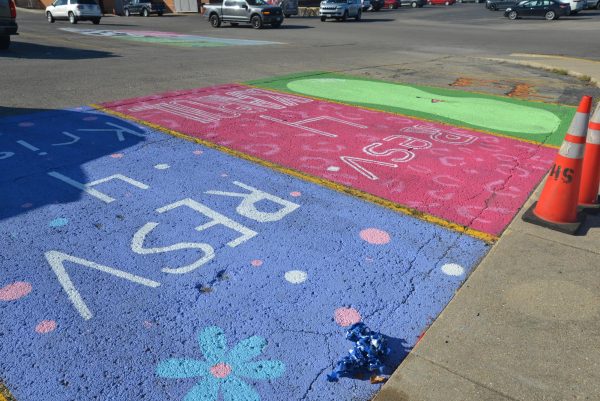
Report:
102,84,558,237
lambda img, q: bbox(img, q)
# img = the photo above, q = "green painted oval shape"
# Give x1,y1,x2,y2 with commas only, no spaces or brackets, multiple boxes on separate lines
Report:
286,78,562,136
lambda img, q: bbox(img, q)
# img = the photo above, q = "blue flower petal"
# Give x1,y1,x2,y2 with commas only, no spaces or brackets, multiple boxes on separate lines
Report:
235,360,285,380
225,336,266,365
156,359,209,379
198,326,228,364
183,376,220,401
221,376,260,401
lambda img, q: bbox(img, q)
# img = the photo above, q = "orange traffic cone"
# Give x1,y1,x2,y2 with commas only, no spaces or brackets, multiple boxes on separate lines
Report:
522,95,592,234
578,103,600,210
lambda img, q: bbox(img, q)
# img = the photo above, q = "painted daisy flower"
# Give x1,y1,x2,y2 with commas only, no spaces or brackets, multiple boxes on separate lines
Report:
157,326,285,401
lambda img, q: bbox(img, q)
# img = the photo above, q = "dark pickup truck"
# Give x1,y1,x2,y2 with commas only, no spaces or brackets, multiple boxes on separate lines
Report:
204,0,284,29
0,0,17,49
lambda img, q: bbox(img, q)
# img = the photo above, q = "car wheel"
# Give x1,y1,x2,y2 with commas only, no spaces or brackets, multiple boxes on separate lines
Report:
489,3,496,9
285,13,291,17
341,10,348,20
596,1,600,9
47,11,55,22
124,8,130,16
142,7,149,16
320,15,327,20
388,3,393,7
444,1,449,4
251,14,263,28
0,36,9,50
209,13,221,27
545,9,555,19
92,17,101,24
68,12,77,24
355,9,362,19
508,10,517,18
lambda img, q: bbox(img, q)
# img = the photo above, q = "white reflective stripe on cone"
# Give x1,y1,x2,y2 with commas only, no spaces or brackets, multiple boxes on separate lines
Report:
586,128,600,145
568,112,590,137
559,141,585,159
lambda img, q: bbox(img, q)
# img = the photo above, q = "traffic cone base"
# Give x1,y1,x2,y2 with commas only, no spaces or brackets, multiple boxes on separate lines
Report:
578,196,600,214
523,201,586,234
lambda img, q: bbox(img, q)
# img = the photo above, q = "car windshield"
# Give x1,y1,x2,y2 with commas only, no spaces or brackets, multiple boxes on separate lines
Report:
246,0,268,5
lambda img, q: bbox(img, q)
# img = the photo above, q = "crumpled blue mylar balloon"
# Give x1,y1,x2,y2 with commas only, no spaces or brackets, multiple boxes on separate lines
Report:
327,322,390,382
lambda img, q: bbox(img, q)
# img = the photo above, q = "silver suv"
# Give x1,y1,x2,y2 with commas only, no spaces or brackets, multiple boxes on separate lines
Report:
320,0,362,20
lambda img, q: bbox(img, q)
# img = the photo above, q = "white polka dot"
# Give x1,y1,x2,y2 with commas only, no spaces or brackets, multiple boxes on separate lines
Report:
284,270,308,284
154,164,170,170
441,263,465,276
327,166,340,172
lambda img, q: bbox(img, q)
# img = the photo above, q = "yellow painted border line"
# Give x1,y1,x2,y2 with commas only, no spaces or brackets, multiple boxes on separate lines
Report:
91,103,498,244
237,81,562,150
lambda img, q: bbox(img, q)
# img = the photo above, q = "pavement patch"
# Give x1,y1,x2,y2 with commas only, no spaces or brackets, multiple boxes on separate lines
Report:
100,84,557,237
0,108,489,401
60,28,282,47
247,72,576,146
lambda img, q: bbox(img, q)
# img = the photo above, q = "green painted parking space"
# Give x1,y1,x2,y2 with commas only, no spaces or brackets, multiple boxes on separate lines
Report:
247,71,576,147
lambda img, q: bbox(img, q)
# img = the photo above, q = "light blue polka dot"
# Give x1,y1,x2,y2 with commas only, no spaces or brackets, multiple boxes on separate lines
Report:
49,218,69,228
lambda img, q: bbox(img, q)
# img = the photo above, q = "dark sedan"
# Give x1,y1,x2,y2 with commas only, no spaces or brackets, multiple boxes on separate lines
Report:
504,0,569,19
486,0,517,10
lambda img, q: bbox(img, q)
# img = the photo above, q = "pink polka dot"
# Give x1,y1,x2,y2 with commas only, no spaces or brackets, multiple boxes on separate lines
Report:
35,320,57,334
111,153,124,159
334,307,362,327
18,122,34,127
359,228,391,245
193,150,203,155
210,362,232,379
82,116,98,121
251,259,263,267
221,173,228,177
0,281,32,301
290,191,302,197
143,320,154,329
21,203,33,209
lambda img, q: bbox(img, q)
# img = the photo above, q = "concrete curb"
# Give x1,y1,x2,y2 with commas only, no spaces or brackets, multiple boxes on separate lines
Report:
482,55,600,88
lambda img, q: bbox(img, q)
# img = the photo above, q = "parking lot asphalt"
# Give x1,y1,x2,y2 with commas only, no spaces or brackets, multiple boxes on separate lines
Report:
2,4,600,112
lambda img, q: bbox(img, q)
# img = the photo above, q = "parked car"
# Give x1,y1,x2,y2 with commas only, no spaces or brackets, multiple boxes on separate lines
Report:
559,0,585,13
266,0,298,17
428,0,455,5
486,0,517,9
401,0,425,7
370,0,385,9
123,0,165,16
46,0,102,24
504,0,569,19
320,0,362,19
0,0,17,50
204,0,283,28
384,0,400,7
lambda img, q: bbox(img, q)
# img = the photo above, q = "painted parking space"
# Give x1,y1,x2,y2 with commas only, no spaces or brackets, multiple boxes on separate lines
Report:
0,108,489,401
60,28,282,47
100,83,558,238
248,72,576,146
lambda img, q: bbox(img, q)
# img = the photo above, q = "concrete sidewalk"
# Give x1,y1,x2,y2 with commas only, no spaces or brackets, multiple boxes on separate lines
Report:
374,56,600,401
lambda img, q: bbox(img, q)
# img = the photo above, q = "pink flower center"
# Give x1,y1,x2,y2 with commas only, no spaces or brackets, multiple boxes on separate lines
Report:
210,362,232,379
